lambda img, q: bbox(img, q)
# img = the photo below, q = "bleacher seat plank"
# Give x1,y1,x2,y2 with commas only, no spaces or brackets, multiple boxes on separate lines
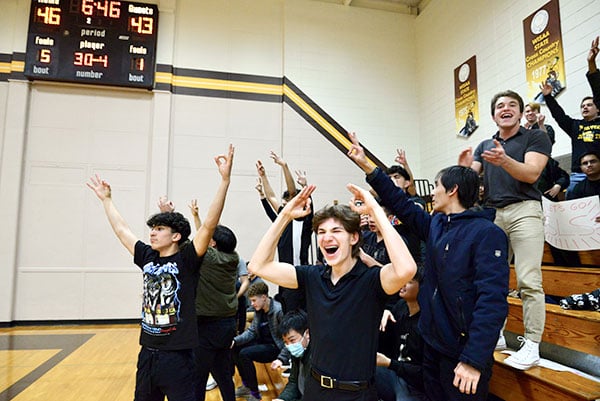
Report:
491,353,600,401
543,242,600,267
509,265,600,298
505,297,600,357
256,362,288,399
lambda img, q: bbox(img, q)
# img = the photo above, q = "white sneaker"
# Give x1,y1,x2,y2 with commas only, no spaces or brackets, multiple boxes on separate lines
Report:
504,336,540,370
495,334,507,351
206,375,217,391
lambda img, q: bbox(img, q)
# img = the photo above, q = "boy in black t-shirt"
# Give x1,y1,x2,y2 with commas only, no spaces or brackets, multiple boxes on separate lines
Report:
86,144,234,401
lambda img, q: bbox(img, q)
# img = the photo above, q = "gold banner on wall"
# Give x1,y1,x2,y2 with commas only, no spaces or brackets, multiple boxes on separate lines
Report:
523,0,566,103
454,55,479,138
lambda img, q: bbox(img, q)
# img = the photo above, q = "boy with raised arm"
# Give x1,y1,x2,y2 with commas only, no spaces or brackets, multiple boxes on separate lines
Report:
248,183,416,401
348,132,508,400
86,144,234,401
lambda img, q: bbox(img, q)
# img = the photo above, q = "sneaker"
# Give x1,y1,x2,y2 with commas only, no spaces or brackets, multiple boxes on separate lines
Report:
281,367,291,378
247,394,262,401
235,385,251,397
504,336,540,370
495,334,507,351
206,375,217,391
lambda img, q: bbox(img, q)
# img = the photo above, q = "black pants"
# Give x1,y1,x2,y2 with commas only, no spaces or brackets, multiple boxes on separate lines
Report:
232,341,280,392
194,316,237,401
134,347,196,401
422,344,492,401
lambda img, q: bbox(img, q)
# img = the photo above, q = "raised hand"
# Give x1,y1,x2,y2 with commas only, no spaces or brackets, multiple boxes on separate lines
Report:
86,174,112,201
269,150,286,166
458,147,474,167
395,148,408,167
256,160,266,177
157,196,175,213
295,170,307,187
215,144,234,180
280,185,315,220
588,36,599,63
347,183,379,215
539,81,553,96
255,177,265,196
188,199,199,217
537,113,546,126
347,132,373,173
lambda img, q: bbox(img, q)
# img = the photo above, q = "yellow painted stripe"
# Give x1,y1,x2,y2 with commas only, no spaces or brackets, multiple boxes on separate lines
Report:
155,71,173,85
171,75,282,96
0,62,11,74
11,60,25,72
283,83,376,168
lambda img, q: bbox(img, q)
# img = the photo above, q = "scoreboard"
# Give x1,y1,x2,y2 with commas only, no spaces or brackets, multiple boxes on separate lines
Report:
24,0,159,89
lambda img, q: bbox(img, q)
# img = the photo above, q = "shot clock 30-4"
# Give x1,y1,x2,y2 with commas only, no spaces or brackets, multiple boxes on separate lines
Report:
25,0,158,89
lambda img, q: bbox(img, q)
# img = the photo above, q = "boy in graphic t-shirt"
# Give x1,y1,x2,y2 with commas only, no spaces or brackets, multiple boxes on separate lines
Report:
86,144,234,401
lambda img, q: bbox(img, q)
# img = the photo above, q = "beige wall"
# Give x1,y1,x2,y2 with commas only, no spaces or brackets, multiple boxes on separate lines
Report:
0,0,417,321
414,0,600,180
0,0,598,321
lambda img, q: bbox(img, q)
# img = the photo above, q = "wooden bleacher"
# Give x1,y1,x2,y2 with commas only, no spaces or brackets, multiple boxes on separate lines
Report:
205,363,288,401
490,247,600,401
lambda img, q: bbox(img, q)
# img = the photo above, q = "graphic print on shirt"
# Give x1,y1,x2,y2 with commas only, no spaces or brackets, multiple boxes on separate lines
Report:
141,261,181,336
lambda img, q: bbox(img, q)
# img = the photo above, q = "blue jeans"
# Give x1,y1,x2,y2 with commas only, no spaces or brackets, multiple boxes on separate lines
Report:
135,347,196,401
375,367,426,401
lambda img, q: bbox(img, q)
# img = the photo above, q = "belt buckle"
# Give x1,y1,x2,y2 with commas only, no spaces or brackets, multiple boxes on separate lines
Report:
320,375,334,389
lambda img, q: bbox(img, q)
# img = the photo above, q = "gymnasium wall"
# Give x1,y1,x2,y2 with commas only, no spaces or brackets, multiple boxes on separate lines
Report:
0,0,598,322
0,0,418,321
414,0,600,180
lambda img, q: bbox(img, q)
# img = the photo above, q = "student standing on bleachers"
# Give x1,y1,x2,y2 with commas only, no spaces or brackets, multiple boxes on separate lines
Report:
86,145,234,401
350,132,509,400
541,36,600,195
249,183,416,401
459,90,551,371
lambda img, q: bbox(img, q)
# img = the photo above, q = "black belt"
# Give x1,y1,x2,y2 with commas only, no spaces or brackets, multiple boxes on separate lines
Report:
310,368,370,391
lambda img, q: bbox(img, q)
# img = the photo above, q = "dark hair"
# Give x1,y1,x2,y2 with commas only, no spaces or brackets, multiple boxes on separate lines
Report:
146,212,191,246
579,150,600,164
581,96,594,108
279,309,308,337
247,281,269,297
412,265,424,284
436,166,479,209
212,225,237,253
386,165,410,181
490,90,524,116
282,189,301,201
312,204,362,258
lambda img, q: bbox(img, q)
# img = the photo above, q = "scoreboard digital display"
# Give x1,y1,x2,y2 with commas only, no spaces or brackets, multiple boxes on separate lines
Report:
24,0,159,89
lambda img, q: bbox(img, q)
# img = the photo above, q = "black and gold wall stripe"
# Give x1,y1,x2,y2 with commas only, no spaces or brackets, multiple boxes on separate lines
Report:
1,53,384,170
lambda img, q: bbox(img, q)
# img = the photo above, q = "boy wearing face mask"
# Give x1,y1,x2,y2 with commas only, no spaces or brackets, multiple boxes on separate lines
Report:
274,310,312,401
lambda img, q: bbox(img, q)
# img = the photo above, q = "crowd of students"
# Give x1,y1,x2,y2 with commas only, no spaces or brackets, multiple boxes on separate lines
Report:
86,36,599,401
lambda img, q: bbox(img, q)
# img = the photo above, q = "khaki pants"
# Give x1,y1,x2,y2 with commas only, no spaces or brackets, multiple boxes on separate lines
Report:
494,200,546,342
